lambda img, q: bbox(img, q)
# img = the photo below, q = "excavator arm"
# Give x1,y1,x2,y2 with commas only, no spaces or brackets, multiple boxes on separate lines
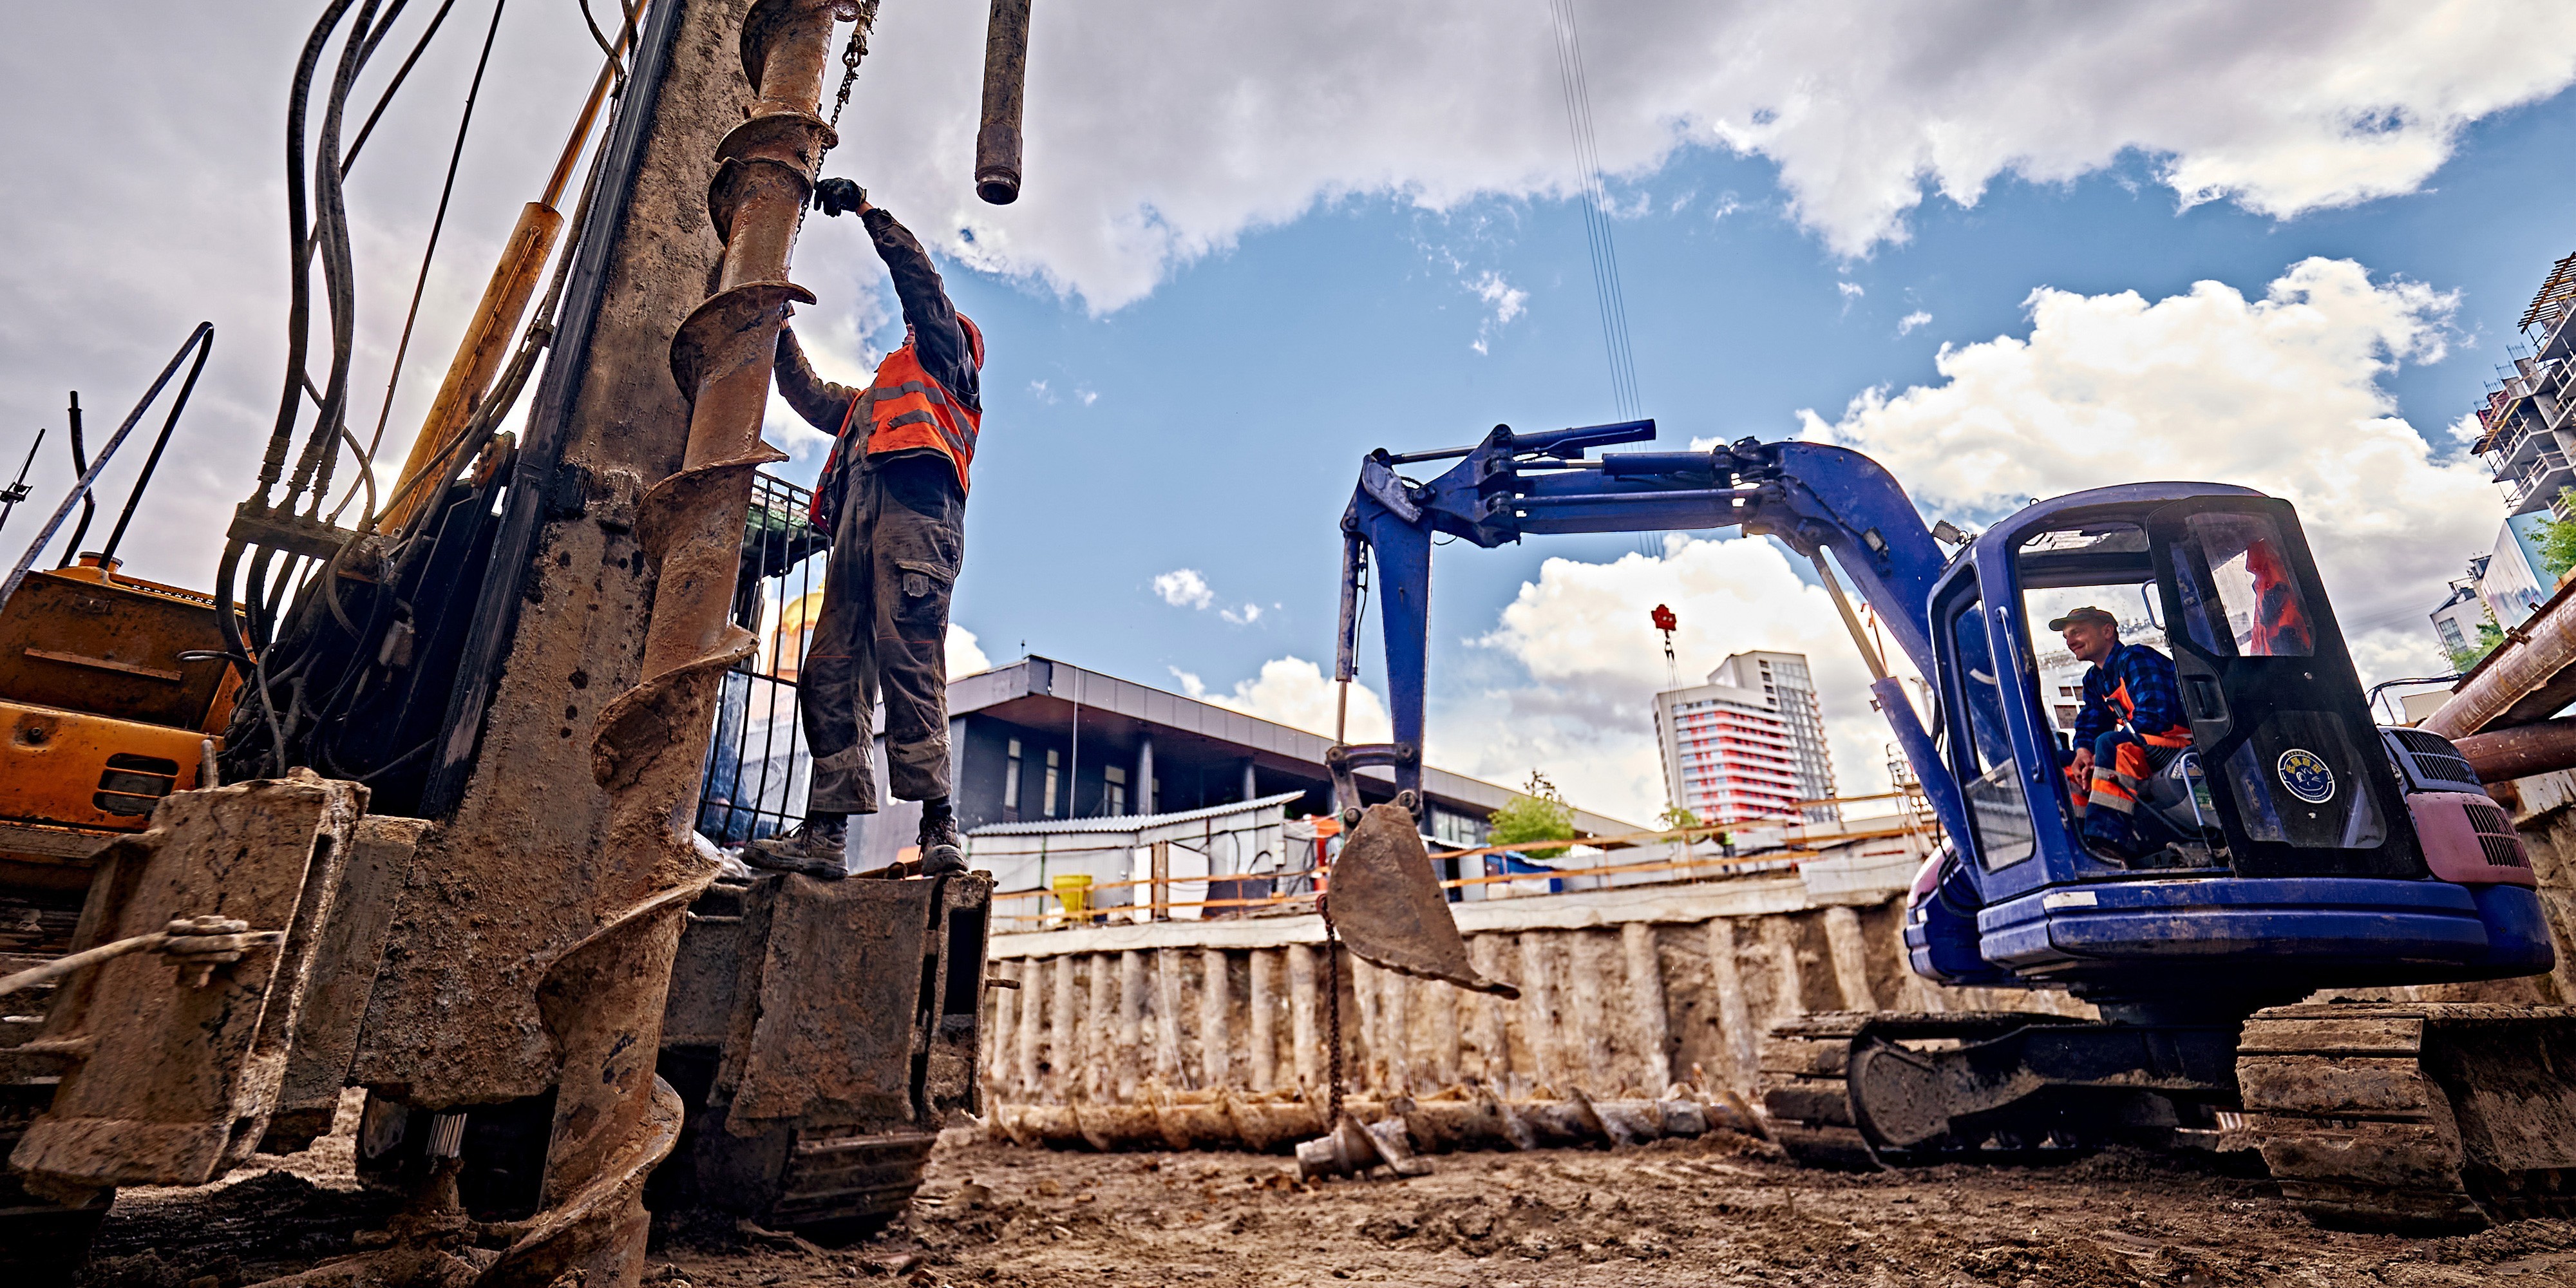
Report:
1331,419,1971,843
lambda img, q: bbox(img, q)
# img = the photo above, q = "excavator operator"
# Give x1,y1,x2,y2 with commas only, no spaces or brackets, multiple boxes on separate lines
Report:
744,178,981,880
2054,606,2192,860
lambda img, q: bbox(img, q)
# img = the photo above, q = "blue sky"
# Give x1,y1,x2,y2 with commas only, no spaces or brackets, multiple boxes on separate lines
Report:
8,1,2576,821
878,99,2576,791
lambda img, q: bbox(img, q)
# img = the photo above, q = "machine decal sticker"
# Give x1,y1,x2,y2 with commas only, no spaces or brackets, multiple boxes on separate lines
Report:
2277,748,2336,805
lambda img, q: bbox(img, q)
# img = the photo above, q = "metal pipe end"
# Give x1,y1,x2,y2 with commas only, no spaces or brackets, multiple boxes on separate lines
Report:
976,165,1021,205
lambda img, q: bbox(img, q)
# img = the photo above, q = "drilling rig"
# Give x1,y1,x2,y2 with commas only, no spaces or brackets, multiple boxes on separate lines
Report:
0,0,1032,1281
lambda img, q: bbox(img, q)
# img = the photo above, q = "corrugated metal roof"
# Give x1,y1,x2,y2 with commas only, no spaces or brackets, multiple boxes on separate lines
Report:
968,790,1309,837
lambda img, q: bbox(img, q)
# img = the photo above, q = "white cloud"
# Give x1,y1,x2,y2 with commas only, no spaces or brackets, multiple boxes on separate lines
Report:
1441,535,1904,828
1153,568,1215,609
1468,270,1529,355
1801,256,2490,677
821,0,2576,308
1897,310,1933,336
1156,568,1264,626
1839,281,1868,299
1473,272,1529,326
947,623,993,678
1171,658,1392,743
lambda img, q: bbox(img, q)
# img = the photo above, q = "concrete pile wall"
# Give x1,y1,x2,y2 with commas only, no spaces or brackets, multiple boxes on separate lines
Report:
979,869,2086,1109
976,773,2576,1120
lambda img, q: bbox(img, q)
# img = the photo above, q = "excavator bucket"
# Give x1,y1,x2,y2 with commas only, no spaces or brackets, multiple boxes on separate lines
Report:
1323,804,1518,998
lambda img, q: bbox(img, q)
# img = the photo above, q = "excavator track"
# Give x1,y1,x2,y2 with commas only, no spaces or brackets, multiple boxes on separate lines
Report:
2239,1002,2576,1234
1761,1010,2118,1170
768,1127,939,1234
1757,1012,1878,1169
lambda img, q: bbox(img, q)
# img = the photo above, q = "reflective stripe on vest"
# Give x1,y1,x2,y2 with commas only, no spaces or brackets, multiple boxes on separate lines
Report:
859,343,979,493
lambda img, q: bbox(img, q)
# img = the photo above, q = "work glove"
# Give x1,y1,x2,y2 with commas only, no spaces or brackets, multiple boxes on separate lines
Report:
814,176,867,217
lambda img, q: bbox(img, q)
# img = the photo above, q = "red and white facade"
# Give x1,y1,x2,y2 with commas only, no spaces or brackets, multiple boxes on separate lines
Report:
1654,651,1837,826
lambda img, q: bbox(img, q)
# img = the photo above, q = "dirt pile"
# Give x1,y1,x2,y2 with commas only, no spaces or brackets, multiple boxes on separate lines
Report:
66,1130,2576,1286
647,1137,2576,1288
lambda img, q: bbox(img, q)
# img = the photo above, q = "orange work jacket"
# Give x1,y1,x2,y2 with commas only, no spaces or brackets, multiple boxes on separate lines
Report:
842,342,979,493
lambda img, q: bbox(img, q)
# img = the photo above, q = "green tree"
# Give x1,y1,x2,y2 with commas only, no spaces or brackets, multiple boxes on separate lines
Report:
1657,803,1700,833
2448,619,2506,674
1488,770,1575,860
2538,491,2576,577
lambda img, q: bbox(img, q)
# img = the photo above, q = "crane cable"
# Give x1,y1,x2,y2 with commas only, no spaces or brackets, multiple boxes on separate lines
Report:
1543,0,1642,424
1541,0,1655,561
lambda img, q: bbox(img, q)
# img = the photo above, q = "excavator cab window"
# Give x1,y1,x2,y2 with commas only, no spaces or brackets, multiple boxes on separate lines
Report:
2145,498,2420,878
2011,522,2224,859
1941,593,2035,871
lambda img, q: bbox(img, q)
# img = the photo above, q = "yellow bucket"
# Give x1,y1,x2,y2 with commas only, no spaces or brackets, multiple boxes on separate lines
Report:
1050,873,1094,921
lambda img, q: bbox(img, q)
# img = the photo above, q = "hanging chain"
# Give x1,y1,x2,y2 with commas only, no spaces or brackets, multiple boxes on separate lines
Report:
1323,911,1345,1124
816,0,880,167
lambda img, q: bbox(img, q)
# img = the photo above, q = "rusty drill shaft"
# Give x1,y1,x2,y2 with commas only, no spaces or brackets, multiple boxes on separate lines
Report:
490,3,844,1283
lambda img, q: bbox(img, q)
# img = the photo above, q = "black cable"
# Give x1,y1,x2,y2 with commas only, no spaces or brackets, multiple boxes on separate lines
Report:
337,0,456,175
100,329,214,565
578,0,620,65
283,0,390,513
345,0,509,526
57,393,91,566
261,0,361,506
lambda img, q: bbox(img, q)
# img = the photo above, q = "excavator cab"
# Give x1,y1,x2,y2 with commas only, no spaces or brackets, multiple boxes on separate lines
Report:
1908,485,2552,1004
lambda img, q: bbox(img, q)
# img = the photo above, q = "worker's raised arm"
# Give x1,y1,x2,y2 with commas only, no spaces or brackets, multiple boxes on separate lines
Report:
860,207,981,413
772,327,861,432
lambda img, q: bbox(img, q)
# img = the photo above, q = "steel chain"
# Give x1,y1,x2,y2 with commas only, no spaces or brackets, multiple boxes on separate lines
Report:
1323,909,1345,1124
817,0,880,166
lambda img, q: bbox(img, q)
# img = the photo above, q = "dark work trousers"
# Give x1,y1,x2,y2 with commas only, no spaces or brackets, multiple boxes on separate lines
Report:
801,449,965,815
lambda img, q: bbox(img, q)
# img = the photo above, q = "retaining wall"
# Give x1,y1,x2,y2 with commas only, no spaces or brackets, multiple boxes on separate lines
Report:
978,866,2087,1108
977,770,2576,1115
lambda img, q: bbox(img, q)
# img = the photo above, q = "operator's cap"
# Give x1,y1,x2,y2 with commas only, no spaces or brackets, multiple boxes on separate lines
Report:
2047,605,2117,631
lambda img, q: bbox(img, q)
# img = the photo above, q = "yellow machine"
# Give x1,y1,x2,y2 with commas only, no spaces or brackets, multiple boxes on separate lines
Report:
0,556,236,895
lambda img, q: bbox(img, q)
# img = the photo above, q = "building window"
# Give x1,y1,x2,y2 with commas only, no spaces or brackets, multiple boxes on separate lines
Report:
1003,739,1023,811
1043,749,1061,818
1104,764,1128,815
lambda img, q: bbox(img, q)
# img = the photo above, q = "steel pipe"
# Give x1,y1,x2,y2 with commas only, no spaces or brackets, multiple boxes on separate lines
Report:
2455,716,2576,784
2424,589,2576,739
974,0,1031,203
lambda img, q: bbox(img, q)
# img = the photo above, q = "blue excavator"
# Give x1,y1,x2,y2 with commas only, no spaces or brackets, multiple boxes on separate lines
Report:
1316,417,2576,1233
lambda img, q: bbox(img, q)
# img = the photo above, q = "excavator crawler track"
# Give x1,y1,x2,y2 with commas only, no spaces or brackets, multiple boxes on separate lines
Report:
1761,1010,2159,1170
770,1126,938,1234
2239,1002,2576,1234
1758,1012,1878,1170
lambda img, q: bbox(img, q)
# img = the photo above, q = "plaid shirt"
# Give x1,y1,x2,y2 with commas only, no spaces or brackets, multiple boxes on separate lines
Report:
2072,641,2188,748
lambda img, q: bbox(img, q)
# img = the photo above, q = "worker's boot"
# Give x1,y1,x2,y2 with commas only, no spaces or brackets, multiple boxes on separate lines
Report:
743,816,850,879
916,800,966,876
2079,808,2145,864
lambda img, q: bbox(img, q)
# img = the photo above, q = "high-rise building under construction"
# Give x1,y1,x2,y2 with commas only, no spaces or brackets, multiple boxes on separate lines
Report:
1653,650,1838,826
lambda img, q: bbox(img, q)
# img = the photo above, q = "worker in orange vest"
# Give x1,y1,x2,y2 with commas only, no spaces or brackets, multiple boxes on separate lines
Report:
745,179,981,879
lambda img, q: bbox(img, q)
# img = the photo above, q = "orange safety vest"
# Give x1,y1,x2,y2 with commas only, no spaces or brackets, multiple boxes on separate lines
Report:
840,341,979,493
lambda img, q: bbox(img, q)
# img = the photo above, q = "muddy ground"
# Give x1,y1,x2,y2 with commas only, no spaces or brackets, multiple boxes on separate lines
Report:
70,1125,2576,1288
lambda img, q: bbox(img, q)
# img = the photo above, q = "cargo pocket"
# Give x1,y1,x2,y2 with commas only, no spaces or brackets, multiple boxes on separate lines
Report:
889,557,954,636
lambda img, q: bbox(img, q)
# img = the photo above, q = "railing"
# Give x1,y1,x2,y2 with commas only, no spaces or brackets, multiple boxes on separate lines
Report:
696,471,832,845
2507,448,2573,513
984,804,1938,927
